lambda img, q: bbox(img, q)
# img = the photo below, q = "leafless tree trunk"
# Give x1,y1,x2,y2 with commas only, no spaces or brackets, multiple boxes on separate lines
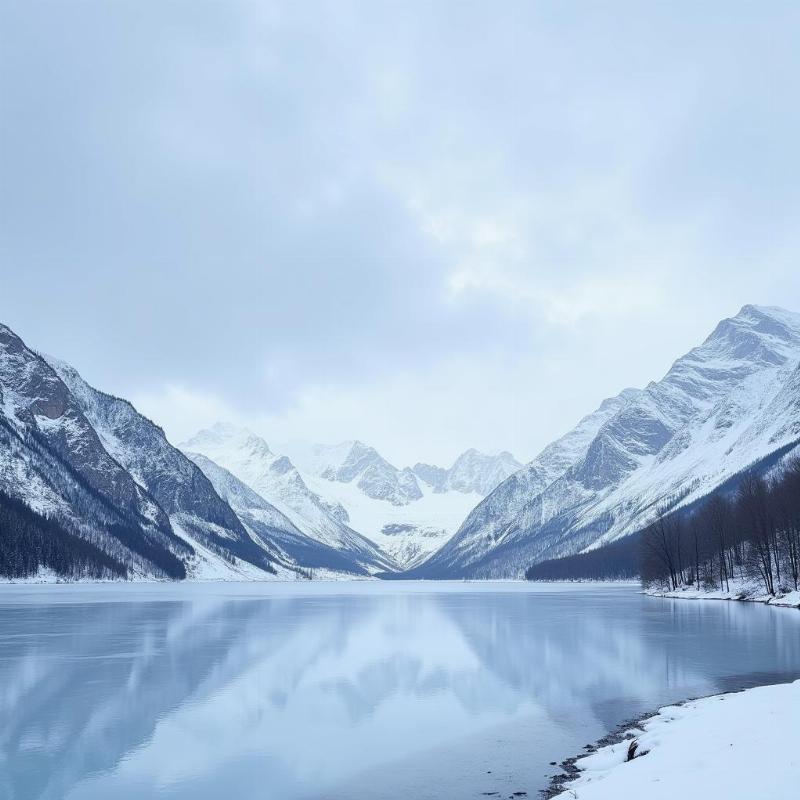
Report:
738,474,775,595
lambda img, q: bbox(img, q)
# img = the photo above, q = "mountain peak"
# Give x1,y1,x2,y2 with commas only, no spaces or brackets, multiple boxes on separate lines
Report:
723,304,800,339
314,439,420,505
694,304,800,370
736,304,800,327
345,439,385,462
186,423,273,458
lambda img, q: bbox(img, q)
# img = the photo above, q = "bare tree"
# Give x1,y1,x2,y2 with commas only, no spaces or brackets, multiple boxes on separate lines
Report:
738,474,776,595
702,494,731,592
773,460,800,590
642,504,685,590
639,456,800,596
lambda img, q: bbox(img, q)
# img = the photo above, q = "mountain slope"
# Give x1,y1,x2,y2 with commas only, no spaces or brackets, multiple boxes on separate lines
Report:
187,453,366,574
417,305,800,578
0,487,129,579
44,356,276,575
186,452,375,575
181,425,395,574
300,471,481,570
0,324,189,578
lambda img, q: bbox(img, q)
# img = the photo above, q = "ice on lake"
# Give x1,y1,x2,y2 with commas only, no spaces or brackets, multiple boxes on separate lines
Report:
2,581,800,800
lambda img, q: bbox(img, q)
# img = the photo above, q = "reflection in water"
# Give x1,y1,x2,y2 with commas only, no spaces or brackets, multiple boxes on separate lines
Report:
1,584,799,800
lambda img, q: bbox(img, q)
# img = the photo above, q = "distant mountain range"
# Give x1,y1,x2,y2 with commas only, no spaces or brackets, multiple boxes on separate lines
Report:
3,304,799,582
184,427,520,570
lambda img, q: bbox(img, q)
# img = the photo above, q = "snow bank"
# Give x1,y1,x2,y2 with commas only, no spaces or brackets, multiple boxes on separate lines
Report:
646,580,800,608
553,679,800,800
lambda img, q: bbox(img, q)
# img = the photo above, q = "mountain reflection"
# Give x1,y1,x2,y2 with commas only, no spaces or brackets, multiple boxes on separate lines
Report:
1,585,799,800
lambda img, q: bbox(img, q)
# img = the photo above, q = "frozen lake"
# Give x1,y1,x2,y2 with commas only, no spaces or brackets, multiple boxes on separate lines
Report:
2,581,800,800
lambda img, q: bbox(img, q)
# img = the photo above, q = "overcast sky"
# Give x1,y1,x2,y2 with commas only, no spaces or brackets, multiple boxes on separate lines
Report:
2,1,800,467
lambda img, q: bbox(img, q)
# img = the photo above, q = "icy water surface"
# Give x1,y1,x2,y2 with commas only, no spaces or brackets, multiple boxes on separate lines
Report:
2,582,800,800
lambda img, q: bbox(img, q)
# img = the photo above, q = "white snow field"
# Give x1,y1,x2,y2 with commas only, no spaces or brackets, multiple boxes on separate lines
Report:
300,470,482,568
554,679,800,800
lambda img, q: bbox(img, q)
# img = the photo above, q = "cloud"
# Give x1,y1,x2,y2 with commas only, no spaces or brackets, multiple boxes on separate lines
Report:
131,385,242,448
2,1,800,465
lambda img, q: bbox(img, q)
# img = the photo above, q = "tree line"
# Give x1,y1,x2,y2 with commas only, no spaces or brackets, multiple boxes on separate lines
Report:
0,489,128,580
525,532,640,581
642,458,800,595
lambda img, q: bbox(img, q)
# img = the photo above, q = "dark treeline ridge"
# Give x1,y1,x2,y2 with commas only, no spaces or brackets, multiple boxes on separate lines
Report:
526,447,800,593
0,489,128,580
525,532,640,581
105,522,186,580
642,458,800,595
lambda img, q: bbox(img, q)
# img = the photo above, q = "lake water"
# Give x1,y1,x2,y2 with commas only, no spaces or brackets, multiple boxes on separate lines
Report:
2,582,800,800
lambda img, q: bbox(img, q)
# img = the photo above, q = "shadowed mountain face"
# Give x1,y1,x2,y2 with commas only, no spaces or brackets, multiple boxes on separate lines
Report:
0,324,187,578
2,584,799,800
0,325,171,531
45,357,274,572
416,305,800,578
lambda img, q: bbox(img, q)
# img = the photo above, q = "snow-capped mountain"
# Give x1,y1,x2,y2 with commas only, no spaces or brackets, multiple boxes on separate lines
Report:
311,441,423,506
44,355,279,576
0,323,285,581
181,425,394,574
186,452,378,575
414,449,522,495
1,325,178,578
279,440,520,569
416,305,800,578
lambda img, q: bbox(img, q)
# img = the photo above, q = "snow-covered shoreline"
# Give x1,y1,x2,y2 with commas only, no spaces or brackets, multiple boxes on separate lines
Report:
548,589,800,799
548,678,800,800
645,581,800,608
